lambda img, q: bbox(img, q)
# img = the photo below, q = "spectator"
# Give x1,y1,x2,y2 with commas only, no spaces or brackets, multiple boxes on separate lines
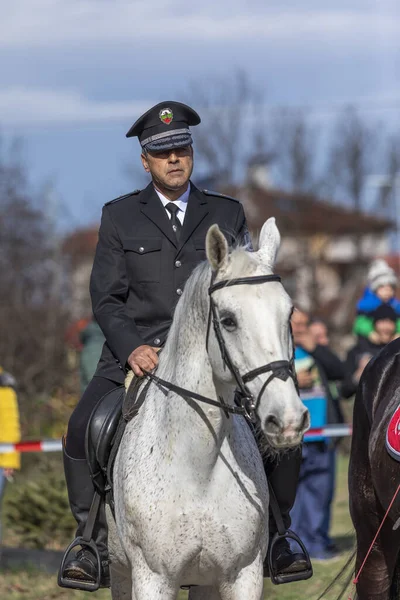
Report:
0,367,21,548
290,309,345,561
353,259,400,337
342,304,399,399
309,318,329,347
79,318,105,393
308,318,342,553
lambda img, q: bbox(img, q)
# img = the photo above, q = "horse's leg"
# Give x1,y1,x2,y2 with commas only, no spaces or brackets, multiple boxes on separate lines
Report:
350,397,398,600
131,578,177,600
217,553,263,600
219,557,263,600
353,524,400,600
110,565,133,600
188,586,222,600
130,562,178,600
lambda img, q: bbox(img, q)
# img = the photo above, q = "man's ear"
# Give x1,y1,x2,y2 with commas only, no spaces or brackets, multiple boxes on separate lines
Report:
141,152,150,173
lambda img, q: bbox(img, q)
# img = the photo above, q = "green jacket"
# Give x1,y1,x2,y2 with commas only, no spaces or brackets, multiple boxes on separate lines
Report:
353,314,400,337
79,321,105,392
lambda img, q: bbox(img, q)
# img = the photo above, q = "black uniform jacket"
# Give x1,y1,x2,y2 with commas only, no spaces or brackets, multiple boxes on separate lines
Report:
340,335,388,399
90,182,248,383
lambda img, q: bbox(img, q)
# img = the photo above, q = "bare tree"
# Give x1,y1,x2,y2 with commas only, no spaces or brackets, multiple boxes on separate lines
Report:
186,72,322,194
325,106,376,212
387,135,400,180
186,69,270,185
0,139,72,435
270,108,320,193
377,135,400,212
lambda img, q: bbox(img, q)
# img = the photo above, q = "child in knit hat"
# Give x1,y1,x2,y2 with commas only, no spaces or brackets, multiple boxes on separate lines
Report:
353,259,400,337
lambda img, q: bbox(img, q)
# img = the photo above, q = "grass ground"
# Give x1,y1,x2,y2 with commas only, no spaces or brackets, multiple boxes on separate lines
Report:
0,454,354,600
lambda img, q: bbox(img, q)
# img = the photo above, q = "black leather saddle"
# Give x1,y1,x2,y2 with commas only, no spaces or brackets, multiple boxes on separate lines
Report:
85,385,125,496
85,376,151,498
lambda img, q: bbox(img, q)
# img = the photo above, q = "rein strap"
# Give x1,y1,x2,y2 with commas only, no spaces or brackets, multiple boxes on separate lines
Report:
142,370,247,417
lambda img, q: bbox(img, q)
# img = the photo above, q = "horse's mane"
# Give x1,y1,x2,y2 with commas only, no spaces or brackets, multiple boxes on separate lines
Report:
159,247,259,381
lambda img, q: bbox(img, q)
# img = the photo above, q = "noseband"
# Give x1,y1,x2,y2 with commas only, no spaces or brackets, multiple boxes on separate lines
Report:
143,273,297,422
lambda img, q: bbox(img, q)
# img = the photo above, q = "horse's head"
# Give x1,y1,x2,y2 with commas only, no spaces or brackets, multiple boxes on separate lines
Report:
205,218,309,448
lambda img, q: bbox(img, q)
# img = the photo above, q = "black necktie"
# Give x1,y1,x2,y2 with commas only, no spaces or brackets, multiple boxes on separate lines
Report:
165,202,182,241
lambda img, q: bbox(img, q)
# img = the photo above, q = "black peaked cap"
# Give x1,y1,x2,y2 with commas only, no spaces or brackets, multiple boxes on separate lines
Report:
126,101,201,151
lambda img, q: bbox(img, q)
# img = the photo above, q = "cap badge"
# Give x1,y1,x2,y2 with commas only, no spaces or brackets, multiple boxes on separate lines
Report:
159,108,173,125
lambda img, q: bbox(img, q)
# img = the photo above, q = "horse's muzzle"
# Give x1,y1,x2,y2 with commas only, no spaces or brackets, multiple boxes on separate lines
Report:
263,408,310,448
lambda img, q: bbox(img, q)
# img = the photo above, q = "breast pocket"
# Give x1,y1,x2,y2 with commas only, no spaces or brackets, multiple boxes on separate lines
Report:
194,238,207,262
123,237,162,283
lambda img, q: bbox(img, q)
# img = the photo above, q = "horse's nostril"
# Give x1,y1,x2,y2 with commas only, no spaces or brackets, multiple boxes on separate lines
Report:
299,409,310,433
264,414,282,434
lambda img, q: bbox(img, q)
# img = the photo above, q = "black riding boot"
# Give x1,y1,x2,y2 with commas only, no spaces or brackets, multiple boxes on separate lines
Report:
264,448,312,583
59,447,110,589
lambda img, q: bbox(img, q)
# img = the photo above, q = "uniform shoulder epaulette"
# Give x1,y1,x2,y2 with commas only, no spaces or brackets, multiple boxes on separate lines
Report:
104,189,141,206
202,189,239,203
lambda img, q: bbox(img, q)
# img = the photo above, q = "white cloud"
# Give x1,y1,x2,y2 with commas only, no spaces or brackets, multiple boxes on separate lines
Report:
0,87,149,127
1,0,399,48
2,84,400,129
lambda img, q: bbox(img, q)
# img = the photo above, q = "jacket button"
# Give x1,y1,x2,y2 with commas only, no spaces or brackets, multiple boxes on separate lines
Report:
176,288,183,295
154,338,161,346
139,247,144,253
175,260,182,268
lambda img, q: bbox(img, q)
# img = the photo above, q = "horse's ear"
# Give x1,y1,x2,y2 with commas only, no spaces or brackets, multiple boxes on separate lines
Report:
206,224,229,271
255,217,281,268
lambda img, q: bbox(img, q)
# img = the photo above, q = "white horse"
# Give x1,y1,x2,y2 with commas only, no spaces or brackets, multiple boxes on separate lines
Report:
107,218,309,600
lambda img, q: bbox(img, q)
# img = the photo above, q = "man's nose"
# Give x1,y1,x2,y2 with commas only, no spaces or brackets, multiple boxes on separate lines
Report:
168,152,179,162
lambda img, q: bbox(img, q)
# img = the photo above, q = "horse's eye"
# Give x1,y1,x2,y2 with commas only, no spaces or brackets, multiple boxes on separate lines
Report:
220,316,237,331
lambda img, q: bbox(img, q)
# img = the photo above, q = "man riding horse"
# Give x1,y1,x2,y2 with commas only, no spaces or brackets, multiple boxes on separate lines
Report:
60,101,309,588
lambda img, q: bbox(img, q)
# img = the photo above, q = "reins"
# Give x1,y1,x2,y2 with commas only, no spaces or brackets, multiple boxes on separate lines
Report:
142,370,246,417
142,272,297,422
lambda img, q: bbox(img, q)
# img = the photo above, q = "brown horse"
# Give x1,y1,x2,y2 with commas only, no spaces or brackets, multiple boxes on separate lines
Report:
349,337,400,599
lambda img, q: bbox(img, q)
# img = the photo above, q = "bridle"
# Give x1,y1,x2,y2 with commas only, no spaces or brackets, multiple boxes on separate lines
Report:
143,273,297,422
207,274,298,421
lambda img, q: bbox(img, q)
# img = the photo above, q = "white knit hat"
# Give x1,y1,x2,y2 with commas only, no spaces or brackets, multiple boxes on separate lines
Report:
367,259,397,292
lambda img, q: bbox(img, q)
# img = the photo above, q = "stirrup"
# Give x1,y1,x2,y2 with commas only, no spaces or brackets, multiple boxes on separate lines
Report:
58,536,101,591
268,530,313,585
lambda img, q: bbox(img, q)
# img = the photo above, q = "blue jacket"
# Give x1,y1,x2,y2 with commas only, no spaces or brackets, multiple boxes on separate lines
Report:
356,288,400,315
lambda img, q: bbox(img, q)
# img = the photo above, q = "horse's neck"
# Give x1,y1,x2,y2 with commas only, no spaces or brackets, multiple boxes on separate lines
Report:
143,340,234,477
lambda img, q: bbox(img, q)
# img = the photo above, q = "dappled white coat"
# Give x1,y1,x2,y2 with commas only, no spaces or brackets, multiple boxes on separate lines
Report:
107,219,308,600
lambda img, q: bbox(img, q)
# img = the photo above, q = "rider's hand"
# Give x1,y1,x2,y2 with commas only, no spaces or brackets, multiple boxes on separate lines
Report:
127,345,160,377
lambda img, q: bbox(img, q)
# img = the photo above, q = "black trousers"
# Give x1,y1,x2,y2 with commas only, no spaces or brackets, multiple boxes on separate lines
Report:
66,376,120,459
65,375,301,527
265,448,302,531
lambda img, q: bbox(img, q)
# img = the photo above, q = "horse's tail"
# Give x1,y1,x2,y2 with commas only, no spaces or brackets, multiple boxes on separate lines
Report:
314,548,356,600
390,551,400,600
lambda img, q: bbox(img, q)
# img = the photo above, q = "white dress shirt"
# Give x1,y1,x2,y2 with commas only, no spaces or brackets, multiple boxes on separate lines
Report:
154,185,190,225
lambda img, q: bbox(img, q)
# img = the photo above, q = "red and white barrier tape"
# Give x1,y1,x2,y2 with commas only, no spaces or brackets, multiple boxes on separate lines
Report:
304,424,353,440
0,425,353,453
0,440,63,453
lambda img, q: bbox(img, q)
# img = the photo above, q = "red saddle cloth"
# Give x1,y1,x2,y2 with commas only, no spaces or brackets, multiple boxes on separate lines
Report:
386,405,400,461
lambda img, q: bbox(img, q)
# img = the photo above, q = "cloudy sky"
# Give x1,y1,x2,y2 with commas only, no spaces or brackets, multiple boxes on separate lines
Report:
1,0,399,227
